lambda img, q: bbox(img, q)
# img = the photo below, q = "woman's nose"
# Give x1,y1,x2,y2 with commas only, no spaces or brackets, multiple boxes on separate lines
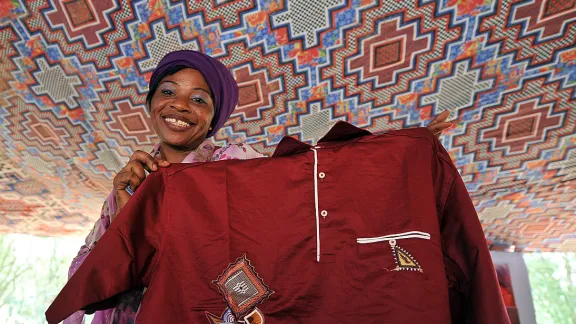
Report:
170,97,190,112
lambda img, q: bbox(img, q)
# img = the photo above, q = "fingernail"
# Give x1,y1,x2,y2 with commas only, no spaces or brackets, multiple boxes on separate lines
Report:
152,164,158,171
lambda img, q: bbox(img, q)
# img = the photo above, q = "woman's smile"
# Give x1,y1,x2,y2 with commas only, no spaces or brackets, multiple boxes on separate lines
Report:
161,114,196,132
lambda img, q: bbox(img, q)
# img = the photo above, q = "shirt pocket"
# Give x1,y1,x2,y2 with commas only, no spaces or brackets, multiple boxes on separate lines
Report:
356,231,431,273
340,231,432,308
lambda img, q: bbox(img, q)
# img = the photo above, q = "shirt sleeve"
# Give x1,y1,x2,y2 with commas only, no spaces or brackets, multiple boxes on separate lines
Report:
437,158,510,324
46,170,167,324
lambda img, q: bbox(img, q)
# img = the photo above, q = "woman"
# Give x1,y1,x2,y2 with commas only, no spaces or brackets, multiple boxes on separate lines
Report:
65,50,454,324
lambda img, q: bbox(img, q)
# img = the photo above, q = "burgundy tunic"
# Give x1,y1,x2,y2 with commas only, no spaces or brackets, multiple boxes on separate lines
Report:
47,122,509,324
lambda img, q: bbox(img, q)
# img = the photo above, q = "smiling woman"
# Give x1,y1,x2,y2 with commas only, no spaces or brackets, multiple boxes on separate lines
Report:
63,50,268,324
60,50,454,324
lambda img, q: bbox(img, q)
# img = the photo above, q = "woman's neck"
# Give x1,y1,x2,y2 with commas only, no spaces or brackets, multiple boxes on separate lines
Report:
159,144,197,163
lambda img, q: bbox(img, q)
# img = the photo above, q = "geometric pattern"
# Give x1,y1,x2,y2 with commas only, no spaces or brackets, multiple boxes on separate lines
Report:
45,0,117,47
213,255,273,319
481,98,561,155
479,0,576,65
421,61,494,117
0,0,574,252
287,102,343,144
233,64,282,119
272,0,347,49
456,78,573,170
31,59,82,108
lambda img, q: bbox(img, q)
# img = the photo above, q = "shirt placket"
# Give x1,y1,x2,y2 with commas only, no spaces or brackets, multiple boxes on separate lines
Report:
310,145,333,262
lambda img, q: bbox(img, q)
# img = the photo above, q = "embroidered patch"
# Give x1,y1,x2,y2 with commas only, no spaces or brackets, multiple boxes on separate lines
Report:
388,239,423,272
244,308,265,324
205,307,265,324
205,311,224,324
205,308,236,324
213,255,273,319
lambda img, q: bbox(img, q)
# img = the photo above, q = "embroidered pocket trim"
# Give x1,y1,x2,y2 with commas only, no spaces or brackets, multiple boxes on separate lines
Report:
356,231,430,244
356,231,430,273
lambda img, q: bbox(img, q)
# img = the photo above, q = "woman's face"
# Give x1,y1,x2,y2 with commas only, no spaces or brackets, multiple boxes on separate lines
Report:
149,68,215,151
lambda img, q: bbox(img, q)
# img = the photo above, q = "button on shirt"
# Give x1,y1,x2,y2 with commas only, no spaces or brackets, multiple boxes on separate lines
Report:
47,122,509,324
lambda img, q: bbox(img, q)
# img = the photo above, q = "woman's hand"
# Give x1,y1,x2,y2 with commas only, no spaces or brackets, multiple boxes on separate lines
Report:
426,110,454,139
111,151,170,221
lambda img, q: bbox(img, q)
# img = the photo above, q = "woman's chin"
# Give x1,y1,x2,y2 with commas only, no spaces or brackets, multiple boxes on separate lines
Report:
159,133,204,151
156,126,208,150
162,138,191,149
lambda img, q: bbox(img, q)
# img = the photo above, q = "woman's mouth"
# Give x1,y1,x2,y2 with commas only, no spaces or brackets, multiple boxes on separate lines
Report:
162,116,195,131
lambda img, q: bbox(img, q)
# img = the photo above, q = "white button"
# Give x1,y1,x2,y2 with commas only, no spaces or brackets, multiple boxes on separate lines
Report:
319,172,326,179
321,210,328,217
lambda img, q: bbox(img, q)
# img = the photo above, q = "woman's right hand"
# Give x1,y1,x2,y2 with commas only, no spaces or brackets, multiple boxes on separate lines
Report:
111,151,170,221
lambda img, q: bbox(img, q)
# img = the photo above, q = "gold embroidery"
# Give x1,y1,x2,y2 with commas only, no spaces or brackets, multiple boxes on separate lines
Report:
206,307,266,324
244,308,265,324
389,239,423,272
204,312,221,324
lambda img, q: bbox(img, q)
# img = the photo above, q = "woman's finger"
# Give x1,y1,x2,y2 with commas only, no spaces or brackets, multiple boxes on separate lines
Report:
428,110,451,126
113,171,129,191
129,150,159,172
113,170,141,189
124,160,147,181
428,122,454,139
428,122,453,133
155,157,171,167
126,173,143,191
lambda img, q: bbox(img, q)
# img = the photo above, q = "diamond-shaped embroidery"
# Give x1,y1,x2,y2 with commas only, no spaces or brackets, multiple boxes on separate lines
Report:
213,255,273,318
389,240,423,273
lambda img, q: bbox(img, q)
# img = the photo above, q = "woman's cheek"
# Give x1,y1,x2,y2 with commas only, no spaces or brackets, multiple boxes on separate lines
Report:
200,110,215,126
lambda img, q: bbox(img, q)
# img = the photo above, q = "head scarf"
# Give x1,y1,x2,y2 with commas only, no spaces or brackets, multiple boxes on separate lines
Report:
147,50,238,138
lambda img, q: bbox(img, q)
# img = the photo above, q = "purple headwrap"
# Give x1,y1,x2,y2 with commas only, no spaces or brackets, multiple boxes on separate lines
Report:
147,50,238,138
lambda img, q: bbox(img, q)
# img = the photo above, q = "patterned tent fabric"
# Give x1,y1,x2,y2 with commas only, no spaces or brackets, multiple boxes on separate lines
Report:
0,0,574,251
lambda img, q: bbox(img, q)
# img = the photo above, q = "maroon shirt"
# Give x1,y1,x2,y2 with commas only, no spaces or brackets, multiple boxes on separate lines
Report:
47,123,509,324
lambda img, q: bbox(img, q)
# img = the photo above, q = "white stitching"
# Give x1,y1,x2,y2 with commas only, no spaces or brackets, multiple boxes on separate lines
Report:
311,148,320,262
357,231,431,244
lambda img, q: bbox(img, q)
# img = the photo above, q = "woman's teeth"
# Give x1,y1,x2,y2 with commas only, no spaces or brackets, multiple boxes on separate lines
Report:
164,117,191,127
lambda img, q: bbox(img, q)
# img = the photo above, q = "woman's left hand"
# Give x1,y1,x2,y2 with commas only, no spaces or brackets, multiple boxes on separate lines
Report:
426,110,454,139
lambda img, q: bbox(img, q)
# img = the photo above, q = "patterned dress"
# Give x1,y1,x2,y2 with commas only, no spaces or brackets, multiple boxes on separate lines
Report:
65,139,264,324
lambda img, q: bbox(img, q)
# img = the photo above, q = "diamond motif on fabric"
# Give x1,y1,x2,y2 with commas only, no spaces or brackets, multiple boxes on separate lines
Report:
271,0,346,48
213,255,273,319
373,40,402,69
543,0,576,18
238,82,261,106
63,0,96,27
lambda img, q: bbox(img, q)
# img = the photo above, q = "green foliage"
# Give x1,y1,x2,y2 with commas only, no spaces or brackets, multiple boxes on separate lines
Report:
0,234,83,323
524,252,576,324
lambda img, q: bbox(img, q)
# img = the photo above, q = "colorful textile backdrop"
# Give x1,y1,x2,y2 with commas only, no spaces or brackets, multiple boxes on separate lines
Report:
0,0,574,251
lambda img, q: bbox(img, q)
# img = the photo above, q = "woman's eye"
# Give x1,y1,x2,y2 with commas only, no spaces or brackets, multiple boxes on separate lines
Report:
161,89,174,95
192,97,207,104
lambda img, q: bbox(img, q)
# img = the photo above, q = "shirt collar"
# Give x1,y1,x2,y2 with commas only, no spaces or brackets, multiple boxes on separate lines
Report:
272,121,372,157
